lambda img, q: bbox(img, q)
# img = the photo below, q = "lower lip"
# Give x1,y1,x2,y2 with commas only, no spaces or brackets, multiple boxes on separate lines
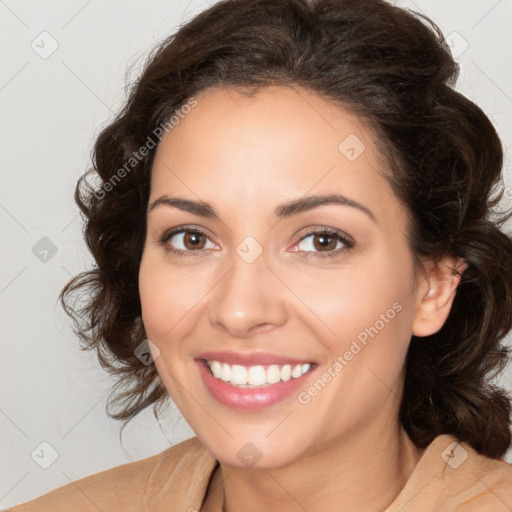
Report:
196,360,315,411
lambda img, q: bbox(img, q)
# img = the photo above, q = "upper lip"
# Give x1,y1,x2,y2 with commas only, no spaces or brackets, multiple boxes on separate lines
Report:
197,351,315,367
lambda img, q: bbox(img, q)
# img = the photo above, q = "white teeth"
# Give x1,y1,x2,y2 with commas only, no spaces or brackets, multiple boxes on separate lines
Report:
207,360,313,387
280,364,291,382
211,360,222,379
248,366,267,386
221,363,231,382
266,365,281,384
291,364,302,378
231,365,247,385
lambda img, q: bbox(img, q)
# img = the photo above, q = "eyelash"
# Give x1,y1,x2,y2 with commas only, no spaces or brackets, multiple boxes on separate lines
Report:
158,226,354,259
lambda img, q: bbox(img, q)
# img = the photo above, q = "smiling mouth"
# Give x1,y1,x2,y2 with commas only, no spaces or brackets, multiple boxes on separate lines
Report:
202,359,315,389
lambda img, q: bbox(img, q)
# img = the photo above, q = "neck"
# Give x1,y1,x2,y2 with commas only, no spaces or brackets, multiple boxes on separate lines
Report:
205,420,425,512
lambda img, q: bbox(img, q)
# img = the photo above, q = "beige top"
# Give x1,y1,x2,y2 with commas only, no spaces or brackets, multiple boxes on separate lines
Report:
7,434,512,511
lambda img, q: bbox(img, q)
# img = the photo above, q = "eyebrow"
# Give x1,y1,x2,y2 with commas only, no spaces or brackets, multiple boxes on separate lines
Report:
147,194,376,222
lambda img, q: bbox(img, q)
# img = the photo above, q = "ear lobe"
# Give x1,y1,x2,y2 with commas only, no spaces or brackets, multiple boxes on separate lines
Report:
412,256,467,337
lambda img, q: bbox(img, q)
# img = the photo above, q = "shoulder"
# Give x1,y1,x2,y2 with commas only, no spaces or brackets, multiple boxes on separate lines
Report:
389,434,512,512
450,444,512,511
6,436,212,512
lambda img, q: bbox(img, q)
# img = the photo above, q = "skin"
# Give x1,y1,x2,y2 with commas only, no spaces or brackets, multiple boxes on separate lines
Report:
138,85,465,512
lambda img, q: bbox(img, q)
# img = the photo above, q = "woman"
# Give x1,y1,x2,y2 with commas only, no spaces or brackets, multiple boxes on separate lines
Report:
9,0,512,510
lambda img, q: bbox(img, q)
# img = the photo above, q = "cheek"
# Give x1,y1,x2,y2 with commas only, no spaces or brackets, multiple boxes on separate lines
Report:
138,255,197,400
138,251,218,341
139,253,184,339
284,259,411,344
325,270,414,398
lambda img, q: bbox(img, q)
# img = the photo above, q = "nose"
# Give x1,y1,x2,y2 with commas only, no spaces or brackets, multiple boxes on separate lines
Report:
207,250,288,339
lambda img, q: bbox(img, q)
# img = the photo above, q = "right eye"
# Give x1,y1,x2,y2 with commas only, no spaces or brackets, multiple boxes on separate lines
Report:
159,227,217,256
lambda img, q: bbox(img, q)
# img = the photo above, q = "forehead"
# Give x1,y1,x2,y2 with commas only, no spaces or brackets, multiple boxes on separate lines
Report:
150,85,402,225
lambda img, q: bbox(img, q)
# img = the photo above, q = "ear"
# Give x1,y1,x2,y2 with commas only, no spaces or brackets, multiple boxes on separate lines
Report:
412,256,468,337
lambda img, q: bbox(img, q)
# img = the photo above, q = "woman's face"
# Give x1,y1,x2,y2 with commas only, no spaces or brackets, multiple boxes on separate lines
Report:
139,85,429,468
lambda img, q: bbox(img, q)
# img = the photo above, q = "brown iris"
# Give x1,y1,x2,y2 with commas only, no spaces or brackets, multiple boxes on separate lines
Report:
312,233,337,252
183,231,207,250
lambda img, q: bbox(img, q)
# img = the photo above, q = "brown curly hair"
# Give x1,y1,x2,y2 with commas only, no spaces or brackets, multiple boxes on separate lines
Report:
60,0,512,458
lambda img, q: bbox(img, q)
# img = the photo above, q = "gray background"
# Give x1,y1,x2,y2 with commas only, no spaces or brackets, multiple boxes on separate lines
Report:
1,0,511,507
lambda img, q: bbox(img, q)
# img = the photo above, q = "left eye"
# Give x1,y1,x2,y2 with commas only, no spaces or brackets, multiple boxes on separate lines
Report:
295,231,352,254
